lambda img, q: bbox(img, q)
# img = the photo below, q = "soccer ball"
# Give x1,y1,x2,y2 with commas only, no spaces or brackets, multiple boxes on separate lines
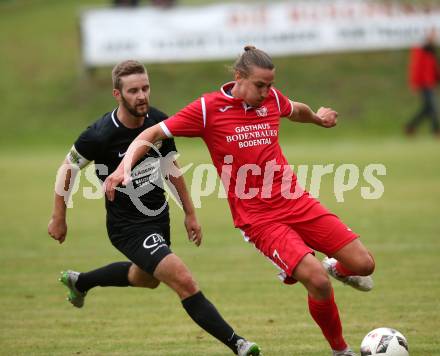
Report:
360,328,409,356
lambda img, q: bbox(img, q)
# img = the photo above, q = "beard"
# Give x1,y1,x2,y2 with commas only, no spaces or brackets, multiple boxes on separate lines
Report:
121,94,149,117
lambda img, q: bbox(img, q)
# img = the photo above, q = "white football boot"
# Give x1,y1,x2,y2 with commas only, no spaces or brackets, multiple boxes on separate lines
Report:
333,346,357,356
236,338,261,356
322,257,373,292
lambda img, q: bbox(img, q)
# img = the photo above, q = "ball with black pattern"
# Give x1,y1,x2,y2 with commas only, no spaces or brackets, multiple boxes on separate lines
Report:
360,327,409,356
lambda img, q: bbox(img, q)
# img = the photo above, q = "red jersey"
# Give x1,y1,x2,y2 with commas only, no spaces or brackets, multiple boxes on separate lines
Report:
160,82,325,228
409,46,440,90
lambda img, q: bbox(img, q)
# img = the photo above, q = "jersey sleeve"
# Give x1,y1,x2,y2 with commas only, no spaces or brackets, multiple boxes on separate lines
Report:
66,145,91,169
70,126,102,167
272,87,294,118
147,107,178,157
159,98,205,138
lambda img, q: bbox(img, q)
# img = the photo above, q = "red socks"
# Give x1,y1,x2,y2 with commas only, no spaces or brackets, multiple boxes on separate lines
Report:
335,262,357,277
308,290,347,351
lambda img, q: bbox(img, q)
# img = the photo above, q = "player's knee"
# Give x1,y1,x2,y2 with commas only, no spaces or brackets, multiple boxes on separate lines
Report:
351,252,375,276
359,253,375,276
176,272,199,296
342,250,375,276
307,271,332,297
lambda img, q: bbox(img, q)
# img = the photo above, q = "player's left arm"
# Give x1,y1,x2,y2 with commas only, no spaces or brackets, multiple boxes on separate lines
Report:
104,123,167,201
287,101,338,128
168,161,202,247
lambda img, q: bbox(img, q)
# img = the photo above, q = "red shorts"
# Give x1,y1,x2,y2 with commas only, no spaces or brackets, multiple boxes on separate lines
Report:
241,213,358,284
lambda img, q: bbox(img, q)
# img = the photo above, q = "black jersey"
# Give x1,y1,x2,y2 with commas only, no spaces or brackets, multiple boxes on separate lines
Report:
72,107,177,228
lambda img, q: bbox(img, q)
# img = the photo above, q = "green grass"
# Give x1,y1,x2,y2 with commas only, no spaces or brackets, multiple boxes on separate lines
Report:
1,137,439,355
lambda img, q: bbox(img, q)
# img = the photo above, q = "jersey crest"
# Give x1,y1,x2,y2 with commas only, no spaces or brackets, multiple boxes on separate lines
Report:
256,106,268,117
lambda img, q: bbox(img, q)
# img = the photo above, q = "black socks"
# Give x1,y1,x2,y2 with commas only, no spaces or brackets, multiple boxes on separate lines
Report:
182,291,242,354
75,261,132,293
75,266,242,353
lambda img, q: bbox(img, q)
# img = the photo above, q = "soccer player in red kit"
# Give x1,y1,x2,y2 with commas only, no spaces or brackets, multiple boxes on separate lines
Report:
105,46,375,356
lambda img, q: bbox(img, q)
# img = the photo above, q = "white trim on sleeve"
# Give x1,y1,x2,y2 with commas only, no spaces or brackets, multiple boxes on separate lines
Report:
201,96,207,128
239,229,250,242
271,88,281,113
288,100,294,118
159,121,173,138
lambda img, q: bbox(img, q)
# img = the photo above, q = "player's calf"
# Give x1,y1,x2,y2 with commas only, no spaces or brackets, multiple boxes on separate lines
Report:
128,264,160,288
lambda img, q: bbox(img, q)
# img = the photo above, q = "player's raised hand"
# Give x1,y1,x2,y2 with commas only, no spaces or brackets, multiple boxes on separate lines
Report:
48,217,67,244
316,107,338,128
184,213,203,247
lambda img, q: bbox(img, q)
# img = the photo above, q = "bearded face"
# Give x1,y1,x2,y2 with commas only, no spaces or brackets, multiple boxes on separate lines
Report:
115,73,151,118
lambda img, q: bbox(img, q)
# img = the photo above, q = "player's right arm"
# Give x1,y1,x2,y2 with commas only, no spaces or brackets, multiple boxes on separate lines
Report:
48,158,75,243
48,137,95,243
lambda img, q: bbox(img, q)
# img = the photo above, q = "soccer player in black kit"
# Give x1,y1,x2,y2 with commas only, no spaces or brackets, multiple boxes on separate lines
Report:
48,60,260,356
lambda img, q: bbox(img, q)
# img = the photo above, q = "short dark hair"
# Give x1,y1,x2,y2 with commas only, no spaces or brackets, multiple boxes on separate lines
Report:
112,60,146,90
233,45,275,78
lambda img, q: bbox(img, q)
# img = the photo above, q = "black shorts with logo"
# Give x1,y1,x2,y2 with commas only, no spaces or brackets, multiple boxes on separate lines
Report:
107,221,172,275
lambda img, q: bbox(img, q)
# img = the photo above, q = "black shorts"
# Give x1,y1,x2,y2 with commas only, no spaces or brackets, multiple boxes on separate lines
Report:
108,221,172,275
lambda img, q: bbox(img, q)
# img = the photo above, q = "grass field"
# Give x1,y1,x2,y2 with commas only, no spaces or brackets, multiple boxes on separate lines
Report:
1,0,440,355
1,137,439,355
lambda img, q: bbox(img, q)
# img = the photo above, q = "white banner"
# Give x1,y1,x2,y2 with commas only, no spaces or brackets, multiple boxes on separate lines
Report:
80,1,440,67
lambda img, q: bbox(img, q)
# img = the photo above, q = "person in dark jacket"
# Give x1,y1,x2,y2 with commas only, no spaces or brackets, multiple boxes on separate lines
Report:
405,30,440,137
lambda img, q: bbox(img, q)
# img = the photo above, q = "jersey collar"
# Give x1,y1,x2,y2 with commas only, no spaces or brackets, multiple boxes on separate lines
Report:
220,81,244,103
220,82,263,110
112,108,149,129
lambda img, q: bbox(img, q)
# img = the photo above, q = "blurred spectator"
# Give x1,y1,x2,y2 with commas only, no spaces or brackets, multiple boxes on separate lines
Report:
405,30,440,137
113,0,176,7
151,0,176,7
113,0,139,6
